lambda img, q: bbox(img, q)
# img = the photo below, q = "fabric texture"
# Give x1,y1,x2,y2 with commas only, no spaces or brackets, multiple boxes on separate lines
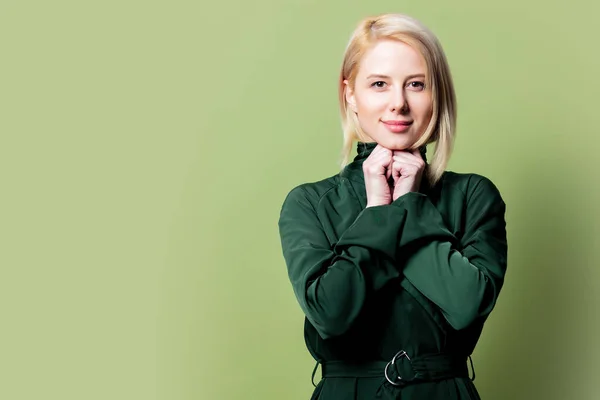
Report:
278,141,508,399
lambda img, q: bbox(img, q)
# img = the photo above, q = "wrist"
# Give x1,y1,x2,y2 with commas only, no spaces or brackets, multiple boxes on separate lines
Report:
366,200,389,208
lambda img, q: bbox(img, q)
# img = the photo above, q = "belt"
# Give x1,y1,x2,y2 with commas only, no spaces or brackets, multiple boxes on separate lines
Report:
313,350,475,388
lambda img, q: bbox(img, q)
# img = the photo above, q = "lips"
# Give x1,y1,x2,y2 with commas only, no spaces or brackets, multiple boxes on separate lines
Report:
381,119,413,133
382,120,413,126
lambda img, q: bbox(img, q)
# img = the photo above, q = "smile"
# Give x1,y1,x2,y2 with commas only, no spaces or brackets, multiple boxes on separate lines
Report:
382,120,413,133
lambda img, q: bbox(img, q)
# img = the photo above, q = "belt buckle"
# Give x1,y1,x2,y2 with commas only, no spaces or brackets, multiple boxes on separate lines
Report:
384,350,414,386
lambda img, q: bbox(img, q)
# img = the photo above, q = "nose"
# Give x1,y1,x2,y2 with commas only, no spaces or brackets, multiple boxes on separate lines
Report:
390,87,408,113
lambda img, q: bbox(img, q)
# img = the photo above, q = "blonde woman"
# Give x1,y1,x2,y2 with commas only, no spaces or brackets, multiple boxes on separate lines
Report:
278,13,507,399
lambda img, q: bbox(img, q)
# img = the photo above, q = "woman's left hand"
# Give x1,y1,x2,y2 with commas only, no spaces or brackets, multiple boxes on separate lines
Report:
391,148,426,201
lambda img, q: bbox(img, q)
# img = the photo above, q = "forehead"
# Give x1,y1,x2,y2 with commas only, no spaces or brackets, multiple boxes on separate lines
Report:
357,39,427,77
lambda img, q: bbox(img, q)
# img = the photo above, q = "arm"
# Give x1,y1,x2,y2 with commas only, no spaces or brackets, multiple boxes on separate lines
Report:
396,176,508,330
278,185,415,339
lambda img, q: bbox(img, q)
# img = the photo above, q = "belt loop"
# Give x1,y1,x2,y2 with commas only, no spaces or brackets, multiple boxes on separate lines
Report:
468,355,476,381
311,360,320,387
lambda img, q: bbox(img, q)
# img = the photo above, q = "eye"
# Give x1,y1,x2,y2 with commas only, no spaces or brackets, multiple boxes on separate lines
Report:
407,81,426,91
370,81,387,89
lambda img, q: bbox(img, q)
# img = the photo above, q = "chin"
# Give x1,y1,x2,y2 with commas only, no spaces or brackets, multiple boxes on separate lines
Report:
379,136,415,151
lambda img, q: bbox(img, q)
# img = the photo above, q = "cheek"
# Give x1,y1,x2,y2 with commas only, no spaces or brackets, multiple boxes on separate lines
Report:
356,92,385,116
411,96,433,120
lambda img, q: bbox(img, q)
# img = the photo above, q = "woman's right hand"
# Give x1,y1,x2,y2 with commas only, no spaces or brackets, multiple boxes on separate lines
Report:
363,144,393,208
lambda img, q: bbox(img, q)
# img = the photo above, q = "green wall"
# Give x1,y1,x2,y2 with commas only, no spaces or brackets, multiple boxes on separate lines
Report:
2,1,599,399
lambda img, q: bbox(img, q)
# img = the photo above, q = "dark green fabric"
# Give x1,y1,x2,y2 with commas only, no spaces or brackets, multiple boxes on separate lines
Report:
278,142,508,399
321,352,469,381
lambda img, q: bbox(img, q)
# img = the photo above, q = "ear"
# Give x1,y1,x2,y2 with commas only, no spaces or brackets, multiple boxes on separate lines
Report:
343,79,358,113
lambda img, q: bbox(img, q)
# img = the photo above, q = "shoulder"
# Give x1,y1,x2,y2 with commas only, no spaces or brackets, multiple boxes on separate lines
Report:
440,171,506,217
441,171,503,200
279,173,342,213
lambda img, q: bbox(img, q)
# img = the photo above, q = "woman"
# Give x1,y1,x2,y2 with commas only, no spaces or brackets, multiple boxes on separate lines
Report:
278,13,507,399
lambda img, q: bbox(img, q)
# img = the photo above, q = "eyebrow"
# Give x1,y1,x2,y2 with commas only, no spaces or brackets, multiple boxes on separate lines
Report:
366,73,426,80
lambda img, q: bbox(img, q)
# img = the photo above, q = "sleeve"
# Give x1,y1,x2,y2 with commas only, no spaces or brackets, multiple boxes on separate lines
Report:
395,176,508,331
278,185,416,339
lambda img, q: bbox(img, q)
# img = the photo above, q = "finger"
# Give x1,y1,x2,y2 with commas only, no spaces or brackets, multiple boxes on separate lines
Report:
391,159,421,183
393,162,419,176
385,158,393,180
377,147,393,159
391,160,406,184
397,147,424,161
393,149,421,161
369,146,393,167
393,156,422,171
393,149,425,164
375,145,393,160
365,154,392,176
366,144,390,159
411,147,422,157
392,154,423,169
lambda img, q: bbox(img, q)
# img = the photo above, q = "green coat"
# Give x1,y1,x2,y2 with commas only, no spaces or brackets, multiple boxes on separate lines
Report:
278,141,507,399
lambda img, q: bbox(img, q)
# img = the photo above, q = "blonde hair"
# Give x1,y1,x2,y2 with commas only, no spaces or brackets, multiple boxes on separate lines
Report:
338,13,457,185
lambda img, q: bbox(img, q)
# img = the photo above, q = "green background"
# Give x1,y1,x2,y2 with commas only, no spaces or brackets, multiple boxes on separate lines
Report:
2,1,599,399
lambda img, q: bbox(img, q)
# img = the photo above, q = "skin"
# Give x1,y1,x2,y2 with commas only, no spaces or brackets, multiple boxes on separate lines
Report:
343,39,433,207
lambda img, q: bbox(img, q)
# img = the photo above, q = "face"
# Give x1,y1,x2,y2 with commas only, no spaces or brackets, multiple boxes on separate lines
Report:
345,39,433,151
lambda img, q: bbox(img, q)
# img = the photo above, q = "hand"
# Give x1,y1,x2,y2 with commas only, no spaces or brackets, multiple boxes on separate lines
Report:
391,148,426,201
363,144,394,208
